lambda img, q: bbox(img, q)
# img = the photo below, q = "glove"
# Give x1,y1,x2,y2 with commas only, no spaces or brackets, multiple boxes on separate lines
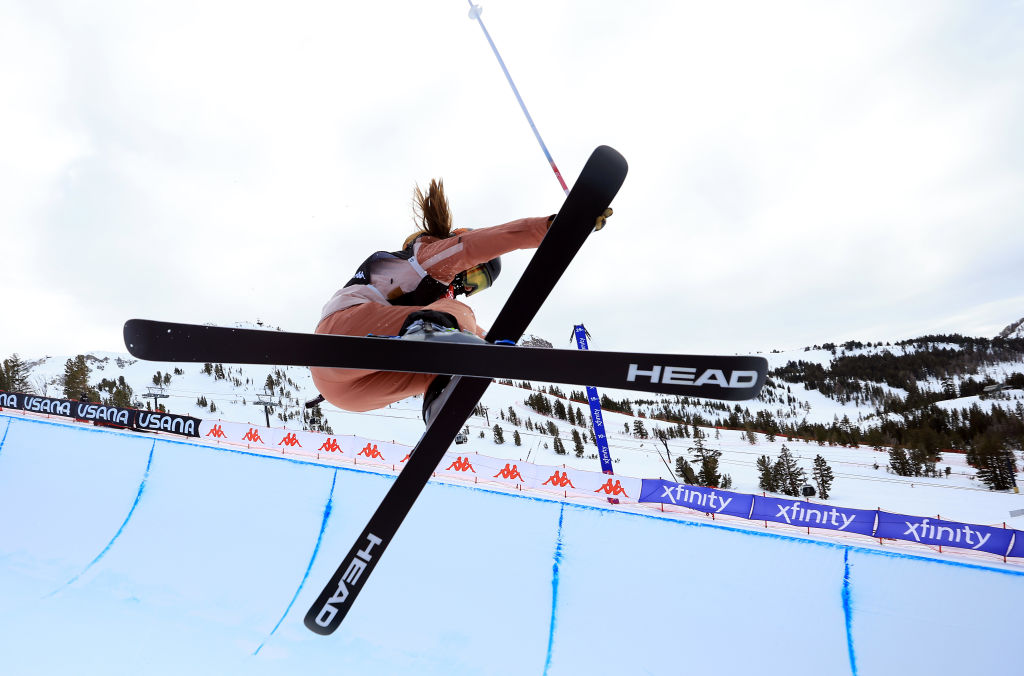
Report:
594,207,613,231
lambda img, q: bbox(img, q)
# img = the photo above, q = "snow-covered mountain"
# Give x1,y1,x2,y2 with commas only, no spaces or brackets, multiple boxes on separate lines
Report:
1000,316,1024,340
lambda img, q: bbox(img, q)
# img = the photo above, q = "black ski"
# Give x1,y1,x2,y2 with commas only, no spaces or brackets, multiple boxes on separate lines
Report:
123,319,768,401
302,145,627,634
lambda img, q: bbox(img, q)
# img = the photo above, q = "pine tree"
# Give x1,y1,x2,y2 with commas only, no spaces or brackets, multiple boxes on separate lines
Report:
689,438,722,487
513,430,522,446
812,454,835,499
974,432,1017,491
756,455,777,492
1,354,32,393
888,447,913,476
62,355,97,400
493,424,505,444
675,456,698,484
97,376,134,408
774,445,805,497
553,436,566,455
572,429,584,457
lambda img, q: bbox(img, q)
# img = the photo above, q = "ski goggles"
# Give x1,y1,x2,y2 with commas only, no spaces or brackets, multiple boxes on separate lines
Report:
462,262,494,296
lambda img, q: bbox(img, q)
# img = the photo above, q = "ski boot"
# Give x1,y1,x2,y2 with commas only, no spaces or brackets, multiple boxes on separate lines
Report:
398,310,487,424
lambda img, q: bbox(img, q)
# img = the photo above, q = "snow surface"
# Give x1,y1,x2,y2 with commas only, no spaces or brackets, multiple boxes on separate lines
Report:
1,413,1022,675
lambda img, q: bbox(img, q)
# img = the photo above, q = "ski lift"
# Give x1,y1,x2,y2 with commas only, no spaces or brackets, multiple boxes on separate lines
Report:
801,484,816,498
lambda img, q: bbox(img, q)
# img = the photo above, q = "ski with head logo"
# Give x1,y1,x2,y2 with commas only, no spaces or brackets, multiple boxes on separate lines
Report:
123,319,768,401
301,145,628,634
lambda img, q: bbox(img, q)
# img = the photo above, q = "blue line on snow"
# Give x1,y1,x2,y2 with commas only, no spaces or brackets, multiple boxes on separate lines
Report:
843,548,858,675
48,440,156,596
254,468,338,656
0,417,11,457
543,503,566,675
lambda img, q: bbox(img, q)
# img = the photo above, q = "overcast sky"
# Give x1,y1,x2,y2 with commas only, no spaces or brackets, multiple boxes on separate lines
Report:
2,0,1022,362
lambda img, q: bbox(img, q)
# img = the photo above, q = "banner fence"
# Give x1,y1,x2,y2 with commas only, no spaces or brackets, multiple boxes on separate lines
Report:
1,390,200,437
3,388,1020,560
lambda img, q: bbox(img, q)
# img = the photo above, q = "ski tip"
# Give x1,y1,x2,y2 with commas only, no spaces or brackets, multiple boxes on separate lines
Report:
123,319,146,358
593,145,628,171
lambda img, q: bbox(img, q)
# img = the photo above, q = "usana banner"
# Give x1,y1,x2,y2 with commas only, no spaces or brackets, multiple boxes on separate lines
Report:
1,390,200,437
640,478,1021,558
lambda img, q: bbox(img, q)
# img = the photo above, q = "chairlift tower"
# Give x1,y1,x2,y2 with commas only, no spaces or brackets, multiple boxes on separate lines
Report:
142,385,169,412
254,389,275,427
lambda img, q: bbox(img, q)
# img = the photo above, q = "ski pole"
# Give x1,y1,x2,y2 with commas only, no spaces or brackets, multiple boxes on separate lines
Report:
467,2,570,195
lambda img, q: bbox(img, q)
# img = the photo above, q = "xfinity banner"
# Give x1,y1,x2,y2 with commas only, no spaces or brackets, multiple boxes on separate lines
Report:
1008,533,1024,559
640,479,753,518
639,479,1021,557
572,325,615,477
875,511,1013,556
750,496,877,536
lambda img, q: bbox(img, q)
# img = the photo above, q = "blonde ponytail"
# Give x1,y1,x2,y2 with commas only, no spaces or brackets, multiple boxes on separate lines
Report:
405,179,453,248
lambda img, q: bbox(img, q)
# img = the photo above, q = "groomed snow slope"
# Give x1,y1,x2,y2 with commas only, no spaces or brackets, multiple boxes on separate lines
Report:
0,414,1020,675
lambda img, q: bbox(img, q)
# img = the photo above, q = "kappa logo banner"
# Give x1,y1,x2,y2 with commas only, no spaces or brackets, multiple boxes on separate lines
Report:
750,496,876,536
318,437,343,453
493,463,526,481
432,453,641,502
543,470,576,489
197,420,405,464
875,511,1013,556
243,428,266,444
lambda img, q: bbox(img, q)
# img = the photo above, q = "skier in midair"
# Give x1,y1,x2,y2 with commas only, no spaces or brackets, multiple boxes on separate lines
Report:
311,179,606,422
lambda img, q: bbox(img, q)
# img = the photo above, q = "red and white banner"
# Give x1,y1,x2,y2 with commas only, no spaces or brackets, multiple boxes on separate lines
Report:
198,420,408,466
197,419,640,504
435,452,639,503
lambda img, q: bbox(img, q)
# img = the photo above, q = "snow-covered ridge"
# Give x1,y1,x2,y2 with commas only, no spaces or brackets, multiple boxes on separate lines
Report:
1001,317,1024,340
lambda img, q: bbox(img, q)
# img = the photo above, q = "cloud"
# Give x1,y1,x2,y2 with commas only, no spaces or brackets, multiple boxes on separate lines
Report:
1,0,1022,360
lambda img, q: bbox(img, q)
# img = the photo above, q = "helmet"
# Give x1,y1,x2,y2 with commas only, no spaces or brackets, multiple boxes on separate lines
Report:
456,256,502,296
